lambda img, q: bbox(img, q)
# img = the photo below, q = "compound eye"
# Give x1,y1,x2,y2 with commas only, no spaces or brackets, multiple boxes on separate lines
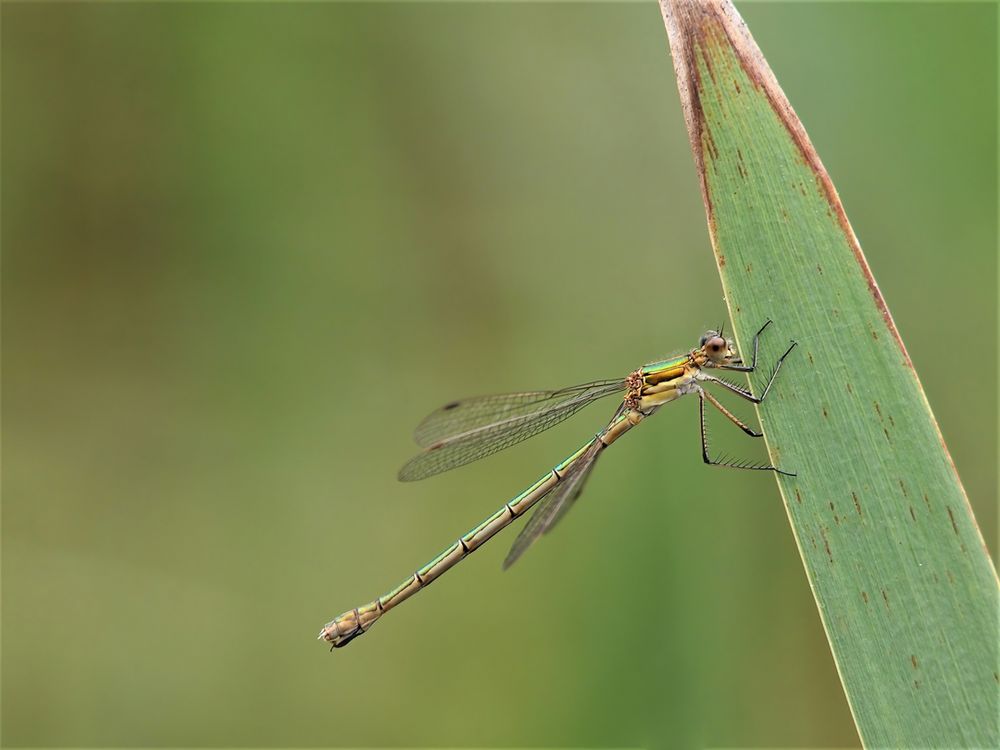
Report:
706,336,728,358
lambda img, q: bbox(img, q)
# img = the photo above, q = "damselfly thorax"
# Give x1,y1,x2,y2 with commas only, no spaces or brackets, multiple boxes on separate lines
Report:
319,320,796,649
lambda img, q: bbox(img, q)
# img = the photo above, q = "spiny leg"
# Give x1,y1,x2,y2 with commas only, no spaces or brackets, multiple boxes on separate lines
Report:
704,340,797,403
698,391,795,476
717,318,772,373
702,389,762,437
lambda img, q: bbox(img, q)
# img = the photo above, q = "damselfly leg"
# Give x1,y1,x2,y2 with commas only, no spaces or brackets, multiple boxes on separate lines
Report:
696,331,798,476
701,389,762,437
701,339,798,404
716,318,773,373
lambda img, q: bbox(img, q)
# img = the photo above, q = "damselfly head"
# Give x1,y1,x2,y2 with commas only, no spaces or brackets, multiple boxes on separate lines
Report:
698,330,736,365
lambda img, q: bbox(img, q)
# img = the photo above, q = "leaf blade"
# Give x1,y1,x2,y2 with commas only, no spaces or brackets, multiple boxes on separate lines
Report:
659,2,999,747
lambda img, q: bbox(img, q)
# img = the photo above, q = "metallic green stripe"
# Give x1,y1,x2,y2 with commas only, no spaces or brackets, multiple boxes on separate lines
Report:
641,354,689,376
462,507,509,541
417,541,464,578
379,577,418,609
507,475,552,515
554,440,594,473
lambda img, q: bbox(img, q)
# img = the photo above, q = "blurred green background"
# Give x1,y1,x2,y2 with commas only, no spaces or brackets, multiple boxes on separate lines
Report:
2,2,995,748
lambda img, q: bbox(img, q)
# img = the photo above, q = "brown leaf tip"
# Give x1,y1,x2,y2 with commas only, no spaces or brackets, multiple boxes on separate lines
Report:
657,0,913,368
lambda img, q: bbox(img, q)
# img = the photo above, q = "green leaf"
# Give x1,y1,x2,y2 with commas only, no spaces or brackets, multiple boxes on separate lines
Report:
658,2,999,747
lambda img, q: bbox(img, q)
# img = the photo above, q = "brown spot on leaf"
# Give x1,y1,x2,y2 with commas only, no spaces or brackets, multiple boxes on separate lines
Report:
946,506,959,535
822,407,828,418
909,506,916,522
923,493,932,512
718,254,726,267
881,589,890,609
946,506,967,552
861,591,869,604
873,401,883,420
807,352,814,365
703,128,720,161
733,79,741,94
794,488,802,504
851,492,862,517
898,479,908,497
820,528,833,563
846,382,853,394
911,655,919,669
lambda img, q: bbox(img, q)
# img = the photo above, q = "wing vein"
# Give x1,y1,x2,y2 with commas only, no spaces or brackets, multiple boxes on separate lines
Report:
398,380,623,481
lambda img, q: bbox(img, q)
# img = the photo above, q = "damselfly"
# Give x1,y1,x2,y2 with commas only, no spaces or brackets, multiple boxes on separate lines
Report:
319,320,796,648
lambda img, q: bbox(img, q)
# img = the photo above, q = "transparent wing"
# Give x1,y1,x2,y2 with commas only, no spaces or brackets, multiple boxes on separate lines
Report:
412,379,624,448
502,438,604,570
398,380,623,481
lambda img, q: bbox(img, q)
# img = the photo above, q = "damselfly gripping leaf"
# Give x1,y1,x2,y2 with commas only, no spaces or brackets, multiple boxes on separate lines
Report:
319,320,796,648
